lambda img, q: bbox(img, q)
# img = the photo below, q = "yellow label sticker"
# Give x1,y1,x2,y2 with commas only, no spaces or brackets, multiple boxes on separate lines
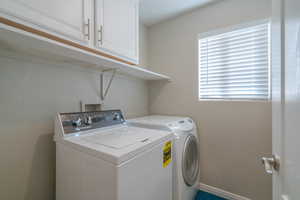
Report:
163,141,172,168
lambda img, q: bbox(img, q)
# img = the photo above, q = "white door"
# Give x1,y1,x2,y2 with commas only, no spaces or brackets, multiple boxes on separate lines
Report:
95,0,139,64
0,0,93,46
270,0,300,199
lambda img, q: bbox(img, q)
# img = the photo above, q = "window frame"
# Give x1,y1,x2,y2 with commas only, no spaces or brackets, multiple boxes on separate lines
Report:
197,19,272,102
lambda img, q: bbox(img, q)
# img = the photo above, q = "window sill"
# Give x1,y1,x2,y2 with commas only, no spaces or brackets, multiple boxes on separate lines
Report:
198,99,271,103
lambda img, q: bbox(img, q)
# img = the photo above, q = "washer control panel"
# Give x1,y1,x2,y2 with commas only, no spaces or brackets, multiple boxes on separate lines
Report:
59,110,125,134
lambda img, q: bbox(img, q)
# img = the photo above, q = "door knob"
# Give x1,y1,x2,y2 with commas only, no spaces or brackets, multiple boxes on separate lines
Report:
261,155,280,175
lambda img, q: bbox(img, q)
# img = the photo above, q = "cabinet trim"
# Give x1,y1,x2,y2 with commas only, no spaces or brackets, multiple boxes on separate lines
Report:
0,16,136,66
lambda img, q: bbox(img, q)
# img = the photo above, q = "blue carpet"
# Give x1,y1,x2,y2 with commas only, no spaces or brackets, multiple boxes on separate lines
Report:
195,190,227,200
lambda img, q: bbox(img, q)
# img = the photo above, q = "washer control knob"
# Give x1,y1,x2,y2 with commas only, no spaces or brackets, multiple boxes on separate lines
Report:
113,113,121,120
72,118,82,127
85,116,92,125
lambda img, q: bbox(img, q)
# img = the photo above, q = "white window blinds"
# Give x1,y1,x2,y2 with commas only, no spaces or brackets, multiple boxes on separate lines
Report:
199,22,270,100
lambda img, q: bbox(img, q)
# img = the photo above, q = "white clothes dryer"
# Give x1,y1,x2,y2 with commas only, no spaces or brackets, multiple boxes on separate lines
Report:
129,115,200,200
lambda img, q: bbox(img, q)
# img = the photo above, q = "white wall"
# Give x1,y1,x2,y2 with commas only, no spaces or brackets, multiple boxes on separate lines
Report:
139,23,149,67
147,0,272,199
0,23,149,200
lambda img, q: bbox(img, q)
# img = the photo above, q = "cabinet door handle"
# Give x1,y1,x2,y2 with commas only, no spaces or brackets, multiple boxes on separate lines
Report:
85,19,90,40
98,25,103,45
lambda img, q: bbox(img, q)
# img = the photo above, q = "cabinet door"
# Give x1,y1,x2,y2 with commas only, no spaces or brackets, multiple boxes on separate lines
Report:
95,0,139,64
0,0,93,46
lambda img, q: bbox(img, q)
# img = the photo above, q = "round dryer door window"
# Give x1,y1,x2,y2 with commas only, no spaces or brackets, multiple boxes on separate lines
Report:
182,134,199,186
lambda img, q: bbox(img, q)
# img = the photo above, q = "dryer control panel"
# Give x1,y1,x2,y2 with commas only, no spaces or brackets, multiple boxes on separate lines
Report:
167,118,194,132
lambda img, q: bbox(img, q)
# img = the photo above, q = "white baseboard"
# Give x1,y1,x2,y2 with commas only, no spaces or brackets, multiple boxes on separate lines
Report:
197,183,251,200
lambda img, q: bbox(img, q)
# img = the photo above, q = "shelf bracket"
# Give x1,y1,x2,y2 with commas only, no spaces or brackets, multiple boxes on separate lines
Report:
100,69,117,101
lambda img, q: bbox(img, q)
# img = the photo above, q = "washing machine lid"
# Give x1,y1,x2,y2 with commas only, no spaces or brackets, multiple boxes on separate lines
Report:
61,125,173,165
81,126,157,149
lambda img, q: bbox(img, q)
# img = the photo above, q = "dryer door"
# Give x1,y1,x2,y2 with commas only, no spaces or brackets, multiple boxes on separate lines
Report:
182,134,199,186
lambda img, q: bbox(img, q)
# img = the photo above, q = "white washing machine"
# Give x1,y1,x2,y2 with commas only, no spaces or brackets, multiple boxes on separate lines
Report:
54,110,174,200
129,115,200,200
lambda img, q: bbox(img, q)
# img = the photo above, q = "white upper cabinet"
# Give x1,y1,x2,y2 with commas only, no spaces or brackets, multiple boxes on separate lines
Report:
95,0,139,64
0,0,139,64
0,0,93,46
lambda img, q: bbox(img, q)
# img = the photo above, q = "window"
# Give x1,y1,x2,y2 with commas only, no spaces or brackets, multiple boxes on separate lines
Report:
198,21,270,100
